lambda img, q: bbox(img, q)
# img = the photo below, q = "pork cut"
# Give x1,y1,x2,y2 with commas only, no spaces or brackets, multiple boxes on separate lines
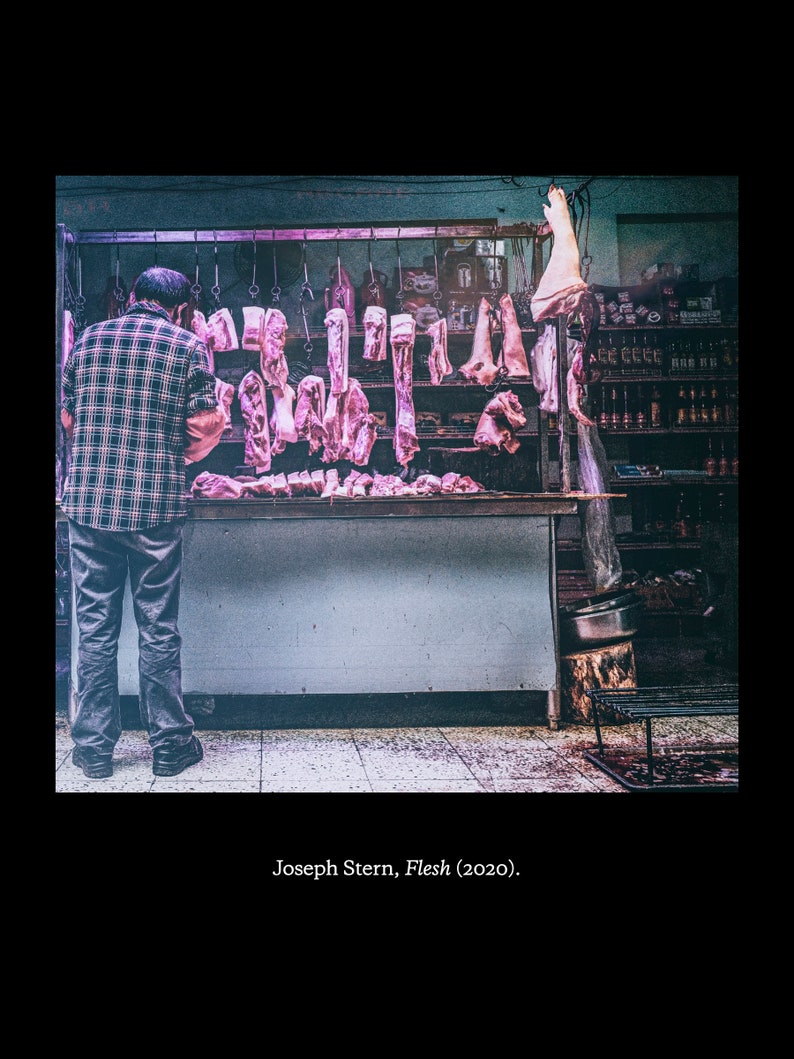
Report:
390,313,420,468
325,307,349,395
498,293,530,376
294,374,328,454
206,308,240,354
269,384,298,453
215,377,236,437
362,305,388,362
242,305,266,350
191,471,245,498
320,378,378,466
260,308,290,390
426,317,453,384
474,390,527,455
238,369,272,473
530,323,558,414
458,298,501,385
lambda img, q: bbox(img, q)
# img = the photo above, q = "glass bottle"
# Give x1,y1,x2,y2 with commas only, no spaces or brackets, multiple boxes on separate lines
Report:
654,339,665,372
697,341,708,372
709,383,723,425
622,386,633,429
621,333,633,374
731,443,739,477
708,340,719,373
632,333,644,371
704,437,717,476
650,385,663,428
643,332,655,371
718,437,729,476
688,385,698,425
673,340,686,374
693,491,704,538
597,335,610,372
635,386,647,429
598,388,610,430
610,386,621,430
686,341,696,373
698,385,710,424
672,491,689,539
608,333,619,372
676,383,688,426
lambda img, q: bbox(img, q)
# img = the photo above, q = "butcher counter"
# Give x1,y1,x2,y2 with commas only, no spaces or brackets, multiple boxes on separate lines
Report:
59,493,596,728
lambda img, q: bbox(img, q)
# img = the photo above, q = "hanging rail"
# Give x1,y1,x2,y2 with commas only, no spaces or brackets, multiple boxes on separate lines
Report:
63,222,541,245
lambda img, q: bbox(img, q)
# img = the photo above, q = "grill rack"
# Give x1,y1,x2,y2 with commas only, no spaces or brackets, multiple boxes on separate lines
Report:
584,684,739,791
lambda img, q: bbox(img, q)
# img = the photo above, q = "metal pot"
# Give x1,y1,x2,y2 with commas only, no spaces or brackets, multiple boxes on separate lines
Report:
560,592,644,651
560,589,637,616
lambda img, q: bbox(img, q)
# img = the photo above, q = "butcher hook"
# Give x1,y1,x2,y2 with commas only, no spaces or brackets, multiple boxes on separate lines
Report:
113,233,125,306
211,232,222,306
395,230,405,310
249,230,260,302
432,234,442,305
298,241,314,355
367,233,380,303
271,229,281,306
191,231,203,302
333,240,346,308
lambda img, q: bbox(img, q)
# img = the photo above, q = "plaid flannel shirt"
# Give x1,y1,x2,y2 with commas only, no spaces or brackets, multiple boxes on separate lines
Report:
61,301,217,531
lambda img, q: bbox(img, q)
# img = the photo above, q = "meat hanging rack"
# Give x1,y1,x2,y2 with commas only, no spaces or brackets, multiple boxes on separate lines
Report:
63,222,542,244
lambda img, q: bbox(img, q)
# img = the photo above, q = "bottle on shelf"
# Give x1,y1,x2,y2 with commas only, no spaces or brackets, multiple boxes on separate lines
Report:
650,385,663,428
672,490,691,539
685,340,696,373
608,333,619,372
653,338,665,372
698,384,710,424
621,385,633,429
688,385,698,425
709,383,723,424
635,386,647,429
730,441,739,477
621,333,633,374
597,335,610,372
676,383,689,426
643,333,655,372
693,490,704,539
718,437,729,476
610,386,621,430
632,333,644,372
704,437,717,477
598,389,610,430
696,341,708,372
673,340,686,374
708,340,719,373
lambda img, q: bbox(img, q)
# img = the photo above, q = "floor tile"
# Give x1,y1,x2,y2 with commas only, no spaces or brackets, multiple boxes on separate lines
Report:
353,728,476,781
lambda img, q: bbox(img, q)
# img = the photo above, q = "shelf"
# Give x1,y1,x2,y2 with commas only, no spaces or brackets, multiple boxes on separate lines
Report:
558,539,702,551
593,372,738,383
608,477,738,487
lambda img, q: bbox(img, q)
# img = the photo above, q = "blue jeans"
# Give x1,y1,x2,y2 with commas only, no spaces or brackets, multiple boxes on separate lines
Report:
67,518,194,753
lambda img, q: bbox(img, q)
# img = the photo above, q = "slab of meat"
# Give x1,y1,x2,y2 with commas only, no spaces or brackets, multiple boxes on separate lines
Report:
474,390,527,454
294,375,328,454
414,474,443,494
238,369,272,473
458,298,501,386
269,384,298,454
530,184,601,383
325,307,349,395
499,293,530,377
390,313,420,468
191,471,246,498
62,309,74,384
260,308,289,390
321,468,340,497
320,378,377,466
529,323,558,414
362,305,387,362
426,317,452,384
206,308,239,354
242,305,266,350
215,377,236,437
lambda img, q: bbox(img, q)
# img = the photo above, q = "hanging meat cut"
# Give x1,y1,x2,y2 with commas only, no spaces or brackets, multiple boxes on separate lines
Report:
362,305,388,362
390,313,420,468
321,378,378,466
260,308,290,390
238,369,272,473
269,384,298,453
242,305,266,350
426,317,452,384
474,390,527,454
215,378,235,437
530,184,600,383
294,375,328,454
458,298,501,385
325,307,350,395
498,293,530,377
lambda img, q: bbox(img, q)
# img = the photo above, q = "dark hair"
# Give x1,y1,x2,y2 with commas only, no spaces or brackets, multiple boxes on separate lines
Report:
133,267,192,309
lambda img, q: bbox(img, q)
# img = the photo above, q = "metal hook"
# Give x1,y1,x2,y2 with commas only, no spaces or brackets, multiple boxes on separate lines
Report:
191,230,202,301
249,230,260,301
153,230,158,264
211,231,221,304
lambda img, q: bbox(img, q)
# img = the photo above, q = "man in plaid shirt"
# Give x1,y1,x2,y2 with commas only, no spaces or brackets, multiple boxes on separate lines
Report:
61,267,226,779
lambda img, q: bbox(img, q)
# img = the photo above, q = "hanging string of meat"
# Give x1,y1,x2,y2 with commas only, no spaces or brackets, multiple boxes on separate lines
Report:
238,369,272,473
191,307,237,436
260,308,290,390
474,390,527,454
269,384,298,454
390,314,420,467
426,317,453,384
294,375,328,454
498,293,530,377
362,305,388,362
458,297,501,385
325,307,349,394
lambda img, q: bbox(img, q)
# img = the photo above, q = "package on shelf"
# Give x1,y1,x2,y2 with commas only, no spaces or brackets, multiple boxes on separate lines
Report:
589,279,663,328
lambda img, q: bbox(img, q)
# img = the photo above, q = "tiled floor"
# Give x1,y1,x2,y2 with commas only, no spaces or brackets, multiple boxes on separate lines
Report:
55,636,739,794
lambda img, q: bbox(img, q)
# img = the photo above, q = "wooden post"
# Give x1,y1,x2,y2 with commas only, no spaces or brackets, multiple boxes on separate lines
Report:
560,640,637,724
